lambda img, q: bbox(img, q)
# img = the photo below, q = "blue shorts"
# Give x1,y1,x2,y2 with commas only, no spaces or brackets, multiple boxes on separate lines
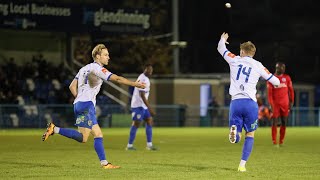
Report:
74,101,97,129
131,107,151,121
229,98,258,133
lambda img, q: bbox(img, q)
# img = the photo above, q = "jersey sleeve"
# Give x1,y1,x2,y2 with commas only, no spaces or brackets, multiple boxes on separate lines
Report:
92,65,113,81
258,64,280,86
217,38,237,64
287,75,294,103
75,72,80,79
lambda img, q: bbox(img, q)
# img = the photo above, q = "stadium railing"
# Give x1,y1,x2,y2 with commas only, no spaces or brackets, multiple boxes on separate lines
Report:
0,104,319,128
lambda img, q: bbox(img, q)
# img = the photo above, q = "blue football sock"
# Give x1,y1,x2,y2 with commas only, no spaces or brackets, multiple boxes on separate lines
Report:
128,126,138,144
241,137,254,161
59,128,83,142
146,124,152,143
94,137,106,161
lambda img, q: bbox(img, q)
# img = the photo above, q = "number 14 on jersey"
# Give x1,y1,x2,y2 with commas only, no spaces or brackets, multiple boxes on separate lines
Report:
236,64,252,83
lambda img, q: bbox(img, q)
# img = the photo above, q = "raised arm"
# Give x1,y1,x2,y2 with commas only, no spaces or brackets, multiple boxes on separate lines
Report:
217,32,237,63
217,32,229,55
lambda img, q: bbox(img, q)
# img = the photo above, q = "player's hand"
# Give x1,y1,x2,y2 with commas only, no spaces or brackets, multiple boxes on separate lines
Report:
135,80,146,89
269,105,273,113
149,109,156,116
221,32,229,44
268,112,273,120
289,102,293,111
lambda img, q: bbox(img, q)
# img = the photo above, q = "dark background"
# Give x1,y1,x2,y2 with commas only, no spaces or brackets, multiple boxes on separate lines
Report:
179,0,320,83
1,0,319,83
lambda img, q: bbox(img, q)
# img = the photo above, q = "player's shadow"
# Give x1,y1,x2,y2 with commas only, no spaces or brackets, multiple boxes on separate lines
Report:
149,163,234,171
149,162,208,170
218,167,234,171
0,160,61,168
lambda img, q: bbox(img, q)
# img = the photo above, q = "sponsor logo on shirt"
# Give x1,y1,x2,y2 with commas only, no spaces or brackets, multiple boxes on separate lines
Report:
274,83,287,88
101,68,107,74
76,115,85,124
282,78,286,82
227,52,236,58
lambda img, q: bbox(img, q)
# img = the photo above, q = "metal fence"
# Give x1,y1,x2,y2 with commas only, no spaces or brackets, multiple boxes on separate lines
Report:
0,104,319,128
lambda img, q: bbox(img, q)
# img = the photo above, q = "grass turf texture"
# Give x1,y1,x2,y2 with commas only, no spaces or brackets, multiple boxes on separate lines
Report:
0,127,319,179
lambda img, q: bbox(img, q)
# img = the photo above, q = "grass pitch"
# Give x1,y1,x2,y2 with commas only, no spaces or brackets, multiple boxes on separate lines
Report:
0,127,319,179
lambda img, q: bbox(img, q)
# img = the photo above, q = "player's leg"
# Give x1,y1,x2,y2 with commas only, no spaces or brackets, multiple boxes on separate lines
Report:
87,105,120,168
279,116,288,146
126,121,140,150
238,99,258,172
126,107,142,150
271,118,279,146
271,105,280,146
42,123,84,142
144,109,157,150
228,100,242,144
279,104,289,146
42,101,93,142
91,124,120,169
59,101,95,142
238,131,255,172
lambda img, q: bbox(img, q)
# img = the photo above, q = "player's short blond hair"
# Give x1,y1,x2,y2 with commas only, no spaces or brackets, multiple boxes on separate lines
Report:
92,44,107,60
240,41,256,56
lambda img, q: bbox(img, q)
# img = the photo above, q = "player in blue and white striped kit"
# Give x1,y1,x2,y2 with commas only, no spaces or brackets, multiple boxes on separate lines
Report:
42,44,145,169
217,32,280,172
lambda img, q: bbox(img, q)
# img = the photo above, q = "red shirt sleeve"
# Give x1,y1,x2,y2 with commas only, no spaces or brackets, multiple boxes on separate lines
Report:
267,81,274,107
286,75,294,103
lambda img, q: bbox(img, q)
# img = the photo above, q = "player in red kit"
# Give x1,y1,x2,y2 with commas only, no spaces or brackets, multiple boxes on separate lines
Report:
267,62,294,147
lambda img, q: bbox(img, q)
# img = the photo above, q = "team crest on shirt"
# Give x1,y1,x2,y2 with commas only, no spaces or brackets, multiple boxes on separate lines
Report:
282,78,286,82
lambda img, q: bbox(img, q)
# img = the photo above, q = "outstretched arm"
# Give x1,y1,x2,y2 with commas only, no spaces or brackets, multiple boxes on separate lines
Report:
109,74,145,89
92,66,145,88
217,32,236,63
